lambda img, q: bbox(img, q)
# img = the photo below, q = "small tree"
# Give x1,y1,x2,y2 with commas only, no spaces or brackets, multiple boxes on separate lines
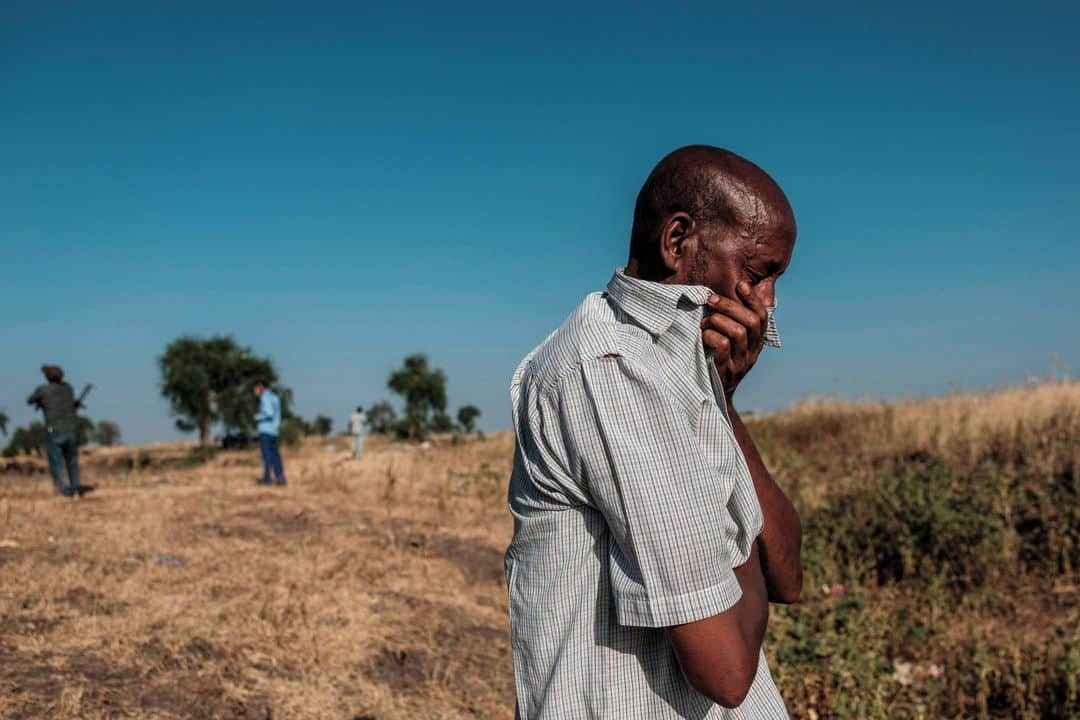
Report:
278,416,307,446
3,422,45,457
457,405,481,434
431,411,455,434
93,420,122,447
2,426,26,457
2,429,23,458
158,335,279,445
366,401,398,435
387,354,447,441
310,415,333,436
76,417,95,447
0,410,8,437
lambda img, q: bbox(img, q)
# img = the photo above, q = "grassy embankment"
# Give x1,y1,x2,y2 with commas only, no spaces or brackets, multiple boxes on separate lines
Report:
755,381,1078,719
0,381,1076,719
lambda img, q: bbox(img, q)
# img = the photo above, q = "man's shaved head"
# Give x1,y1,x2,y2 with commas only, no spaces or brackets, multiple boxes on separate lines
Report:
630,145,794,270
627,145,796,307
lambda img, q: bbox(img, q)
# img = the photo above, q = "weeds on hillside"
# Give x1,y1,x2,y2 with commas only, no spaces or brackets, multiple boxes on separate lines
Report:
755,381,1079,719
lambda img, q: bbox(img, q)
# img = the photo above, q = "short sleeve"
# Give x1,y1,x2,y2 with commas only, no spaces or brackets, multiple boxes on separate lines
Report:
561,354,745,628
27,386,42,404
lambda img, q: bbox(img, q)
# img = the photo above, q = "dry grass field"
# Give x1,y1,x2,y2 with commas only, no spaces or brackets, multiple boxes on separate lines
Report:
1,381,1077,719
0,434,517,720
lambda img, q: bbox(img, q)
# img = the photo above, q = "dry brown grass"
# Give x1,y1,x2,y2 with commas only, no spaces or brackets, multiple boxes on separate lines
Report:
755,381,1080,514
0,433,516,720
780,380,1080,466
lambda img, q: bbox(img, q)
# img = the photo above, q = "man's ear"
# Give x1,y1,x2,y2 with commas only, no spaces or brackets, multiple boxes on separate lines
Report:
659,212,697,276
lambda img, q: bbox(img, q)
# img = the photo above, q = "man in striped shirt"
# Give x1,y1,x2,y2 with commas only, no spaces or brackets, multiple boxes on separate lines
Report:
506,145,802,718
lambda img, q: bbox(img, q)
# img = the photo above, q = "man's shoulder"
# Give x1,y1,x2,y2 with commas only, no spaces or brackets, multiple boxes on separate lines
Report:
514,291,648,397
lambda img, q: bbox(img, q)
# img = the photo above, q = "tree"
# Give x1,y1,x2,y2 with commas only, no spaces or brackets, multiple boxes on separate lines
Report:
3,422,45,457
93,420,122,447
310,415,333,436
457,405,481,434
387,354,447,441
366,401,398,435
158,335,278,445
0,410,8,437
431,411,455,434
76,416,95,446
278,416,307,446
2,430,23,458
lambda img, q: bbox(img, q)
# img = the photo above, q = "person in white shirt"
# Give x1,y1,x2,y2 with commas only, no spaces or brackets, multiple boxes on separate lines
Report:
504,145,802,719
348,406,367,459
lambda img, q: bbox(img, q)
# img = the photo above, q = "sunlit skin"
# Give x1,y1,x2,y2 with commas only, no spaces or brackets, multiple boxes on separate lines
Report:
626,145,796,397
625,145,802,708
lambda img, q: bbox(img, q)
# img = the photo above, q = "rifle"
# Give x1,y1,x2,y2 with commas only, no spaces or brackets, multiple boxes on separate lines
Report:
76,384,94,409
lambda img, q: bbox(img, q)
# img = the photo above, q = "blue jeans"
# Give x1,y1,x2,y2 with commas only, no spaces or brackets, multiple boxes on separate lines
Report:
258,433,285,485
44,429,81,496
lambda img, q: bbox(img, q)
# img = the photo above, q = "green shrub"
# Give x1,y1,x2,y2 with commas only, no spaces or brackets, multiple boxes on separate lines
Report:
181,445,219,467
805,462,1006,592
756,386,1079,718
278,417,306,446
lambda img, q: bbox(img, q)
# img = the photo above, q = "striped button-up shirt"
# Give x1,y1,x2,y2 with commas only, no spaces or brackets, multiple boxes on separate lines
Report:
505,268,788,719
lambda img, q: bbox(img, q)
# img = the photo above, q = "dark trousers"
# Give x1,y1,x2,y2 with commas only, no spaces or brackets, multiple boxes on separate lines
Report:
44,429,81,496
258,433,286,485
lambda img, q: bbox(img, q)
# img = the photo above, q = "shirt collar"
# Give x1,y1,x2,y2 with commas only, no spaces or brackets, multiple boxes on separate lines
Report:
605,267,713,337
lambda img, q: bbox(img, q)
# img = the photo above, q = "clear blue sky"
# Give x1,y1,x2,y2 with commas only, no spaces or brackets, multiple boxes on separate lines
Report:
2,2,1078,443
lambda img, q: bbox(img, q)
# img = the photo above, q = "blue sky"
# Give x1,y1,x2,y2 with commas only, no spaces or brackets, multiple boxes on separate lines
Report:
2,1,1077,443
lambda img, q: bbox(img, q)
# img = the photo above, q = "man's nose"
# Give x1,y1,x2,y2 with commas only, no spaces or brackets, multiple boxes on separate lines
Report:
758,280,777,308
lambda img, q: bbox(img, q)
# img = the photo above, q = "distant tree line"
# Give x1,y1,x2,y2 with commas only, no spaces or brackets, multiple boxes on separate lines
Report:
366,354,481,441
3,341,478,458
2,416,122,458
279,413,334,446
159,339,476,446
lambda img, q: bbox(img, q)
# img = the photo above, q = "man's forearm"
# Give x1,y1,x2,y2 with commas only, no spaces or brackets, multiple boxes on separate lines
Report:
669,544,770,707
728,402,803,603
732,542,769,651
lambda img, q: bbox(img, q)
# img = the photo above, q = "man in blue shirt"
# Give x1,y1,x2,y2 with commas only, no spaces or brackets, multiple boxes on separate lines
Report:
253,380,286,486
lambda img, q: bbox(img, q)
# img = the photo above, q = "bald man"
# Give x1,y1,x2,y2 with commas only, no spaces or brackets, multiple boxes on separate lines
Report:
505,146,802,718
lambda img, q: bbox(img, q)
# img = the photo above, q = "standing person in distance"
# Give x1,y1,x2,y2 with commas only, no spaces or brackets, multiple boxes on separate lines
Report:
27,364,93,498
253,380,286,486
349,406,367,459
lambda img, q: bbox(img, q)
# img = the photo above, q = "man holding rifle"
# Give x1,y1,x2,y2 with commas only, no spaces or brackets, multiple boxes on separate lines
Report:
505,146,802,718
27,364,93,498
